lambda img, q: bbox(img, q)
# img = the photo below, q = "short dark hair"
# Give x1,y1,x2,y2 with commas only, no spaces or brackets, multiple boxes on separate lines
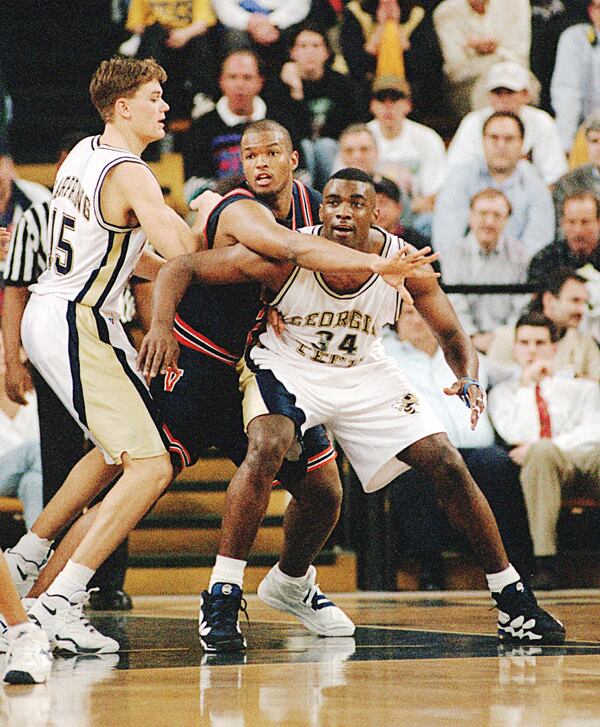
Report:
483,110,525,140
328,167,375,188
515,311,560,342
240,119,293,155
290,22,332,59
374,176,401,203
541,266,587,297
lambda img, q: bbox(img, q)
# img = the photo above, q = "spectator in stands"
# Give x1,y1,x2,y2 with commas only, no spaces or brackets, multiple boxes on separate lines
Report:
442,188,529,350
433,0,531,118
551,0,600,152
273,23,366,189
335,123,414,227
487,268,600,381
0,337,42,530
183,49,303,190
383,303,534,589
367,75,447,234
554,110,600,217
488,311,600,589
528,191,600,286
123,0,218,113
447,61,567,186
337,123,379,176
432,111,555,259
374,176,430,248
212,0,310,77
341,1,426,95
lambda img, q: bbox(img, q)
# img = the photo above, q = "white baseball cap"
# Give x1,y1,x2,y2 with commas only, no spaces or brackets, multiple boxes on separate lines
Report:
485,61,529,92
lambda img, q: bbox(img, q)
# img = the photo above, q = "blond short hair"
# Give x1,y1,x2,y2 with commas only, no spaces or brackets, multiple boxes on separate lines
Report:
90,57,167,122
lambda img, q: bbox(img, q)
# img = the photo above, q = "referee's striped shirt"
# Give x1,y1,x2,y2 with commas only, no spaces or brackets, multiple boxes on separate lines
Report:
3,199,136,323
4,200,50,287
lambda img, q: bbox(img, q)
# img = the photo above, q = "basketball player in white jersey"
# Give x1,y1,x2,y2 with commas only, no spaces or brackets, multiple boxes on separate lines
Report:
3,57,201,654
3,110,434,654
140,168,565,646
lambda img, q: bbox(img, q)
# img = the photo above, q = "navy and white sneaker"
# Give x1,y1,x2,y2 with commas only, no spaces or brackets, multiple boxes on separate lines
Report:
493,581,565,644
27,590,120,654
198,583,248,652
257,564,355,637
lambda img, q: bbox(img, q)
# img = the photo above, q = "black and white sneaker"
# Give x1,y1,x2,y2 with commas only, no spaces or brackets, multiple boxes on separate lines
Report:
198,583,248,653
493,581,565,644
5,549,50,598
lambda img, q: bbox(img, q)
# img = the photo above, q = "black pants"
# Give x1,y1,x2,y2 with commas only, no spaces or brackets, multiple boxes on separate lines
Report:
33,368,128,592
391,445,534,581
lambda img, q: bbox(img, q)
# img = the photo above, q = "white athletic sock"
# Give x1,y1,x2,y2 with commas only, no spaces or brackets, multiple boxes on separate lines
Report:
12,531,54,563
209,555,246,591
47,559,96,602
274,563,310,584
486,564,521,594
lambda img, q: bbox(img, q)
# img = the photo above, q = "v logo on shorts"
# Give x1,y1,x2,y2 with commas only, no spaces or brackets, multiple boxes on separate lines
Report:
164,366,184,392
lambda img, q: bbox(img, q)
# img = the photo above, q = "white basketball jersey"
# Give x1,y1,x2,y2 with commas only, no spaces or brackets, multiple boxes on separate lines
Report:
256,225,404,368
31,136,148,316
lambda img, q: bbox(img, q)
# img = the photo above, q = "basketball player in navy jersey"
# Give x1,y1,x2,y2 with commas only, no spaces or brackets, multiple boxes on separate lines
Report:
6,121,431,653
141,168,565,649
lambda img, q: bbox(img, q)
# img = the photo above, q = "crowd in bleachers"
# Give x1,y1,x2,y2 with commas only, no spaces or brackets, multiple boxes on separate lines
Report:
2,0,600,593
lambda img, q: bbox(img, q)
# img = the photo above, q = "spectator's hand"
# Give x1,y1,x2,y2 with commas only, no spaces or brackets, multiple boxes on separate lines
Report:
521,359,553,386
472,331,494,354
137,323,180,380
247,14,279,45
0,226,10,261
190,190,223,239
509,443,532,466
167,22,208,48
467,37,498,55
267,306,286,337
444,377,486,430
3,360,33,406
280,62,304,99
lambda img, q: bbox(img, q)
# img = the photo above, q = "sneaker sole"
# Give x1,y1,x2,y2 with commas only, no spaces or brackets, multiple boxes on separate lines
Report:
497,629,566,645
257,587,355,637
3,669,48,685
53,641,120,655
199,636,247,653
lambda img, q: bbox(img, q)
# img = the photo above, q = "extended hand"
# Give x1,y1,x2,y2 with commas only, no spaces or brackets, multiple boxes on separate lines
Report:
4,361,34,405
267,305,286,337
190,190,223,238
375,246,440,303
137,323,180,380
444,377,486,430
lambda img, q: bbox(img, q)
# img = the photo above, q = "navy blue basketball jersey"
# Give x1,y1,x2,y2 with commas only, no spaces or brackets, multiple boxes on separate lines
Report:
174,180,322,366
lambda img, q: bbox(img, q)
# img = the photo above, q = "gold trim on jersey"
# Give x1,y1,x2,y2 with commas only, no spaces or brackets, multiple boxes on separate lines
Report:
74,305,166,462
269,265,302,307
78,230,128,308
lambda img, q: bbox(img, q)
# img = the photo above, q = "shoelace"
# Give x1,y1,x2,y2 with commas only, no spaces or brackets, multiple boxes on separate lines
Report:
64,592,102,634
208,594,249,630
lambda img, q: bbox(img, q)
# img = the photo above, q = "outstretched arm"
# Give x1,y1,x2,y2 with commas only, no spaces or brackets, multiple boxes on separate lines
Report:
136,244,281,377
408,273,484,429
219,200,437,285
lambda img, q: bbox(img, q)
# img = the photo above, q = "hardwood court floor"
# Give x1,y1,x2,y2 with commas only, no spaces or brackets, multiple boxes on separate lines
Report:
2,591,600,727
